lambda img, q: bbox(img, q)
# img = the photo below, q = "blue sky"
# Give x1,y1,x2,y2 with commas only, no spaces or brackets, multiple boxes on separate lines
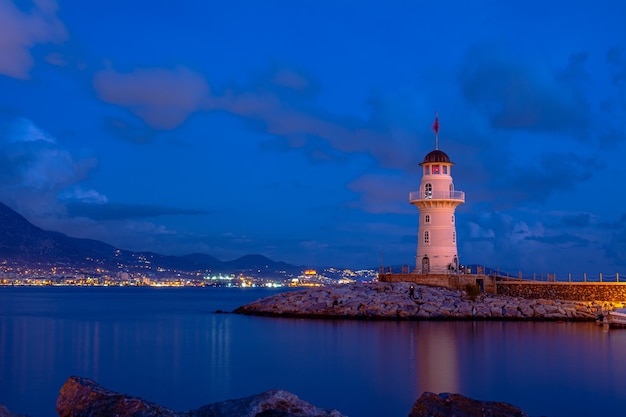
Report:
1,0,625,275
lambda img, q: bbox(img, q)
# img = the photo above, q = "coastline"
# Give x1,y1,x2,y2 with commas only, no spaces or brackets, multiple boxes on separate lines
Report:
234,281,623,321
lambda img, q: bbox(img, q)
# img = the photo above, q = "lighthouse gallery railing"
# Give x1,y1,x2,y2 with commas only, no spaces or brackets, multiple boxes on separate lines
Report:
409,190,465,202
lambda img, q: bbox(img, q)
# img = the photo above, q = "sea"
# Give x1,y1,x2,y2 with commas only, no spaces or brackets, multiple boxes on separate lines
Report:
1,286,625,417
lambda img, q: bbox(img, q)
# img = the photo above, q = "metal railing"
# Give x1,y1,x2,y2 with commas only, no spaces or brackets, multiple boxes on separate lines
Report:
470,268,626,283
409,190,465,202
377,266,626,283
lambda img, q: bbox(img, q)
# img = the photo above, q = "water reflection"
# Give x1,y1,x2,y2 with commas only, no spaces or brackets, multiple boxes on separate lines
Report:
410,322,460,395
2,288,626,417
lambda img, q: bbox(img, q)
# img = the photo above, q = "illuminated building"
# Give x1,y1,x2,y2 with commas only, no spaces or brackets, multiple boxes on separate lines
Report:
410,118,465,273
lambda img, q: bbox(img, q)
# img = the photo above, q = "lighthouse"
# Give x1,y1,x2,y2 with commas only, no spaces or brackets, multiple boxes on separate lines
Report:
410,117,464,274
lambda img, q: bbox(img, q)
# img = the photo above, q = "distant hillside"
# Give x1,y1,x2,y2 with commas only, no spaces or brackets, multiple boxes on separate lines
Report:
0,202,301,275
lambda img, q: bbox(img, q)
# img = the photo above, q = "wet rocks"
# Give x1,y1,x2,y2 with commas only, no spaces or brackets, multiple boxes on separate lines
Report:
187,389,345,417
408,392,529,417
56,376,179,417
234,282,624,321
1,378,537,417
55,376,345,417
0,405,28,417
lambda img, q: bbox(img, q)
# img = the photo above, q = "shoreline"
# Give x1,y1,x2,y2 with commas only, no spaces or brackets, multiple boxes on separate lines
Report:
234,281,623,321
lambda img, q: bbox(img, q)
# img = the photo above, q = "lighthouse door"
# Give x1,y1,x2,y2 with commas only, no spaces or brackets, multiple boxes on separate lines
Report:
421,256,430,274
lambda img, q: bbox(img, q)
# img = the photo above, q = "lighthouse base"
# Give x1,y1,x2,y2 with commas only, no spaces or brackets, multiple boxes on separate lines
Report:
378,272,496,294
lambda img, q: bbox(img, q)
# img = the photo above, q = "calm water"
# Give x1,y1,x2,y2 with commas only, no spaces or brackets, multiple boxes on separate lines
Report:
1,287,625,417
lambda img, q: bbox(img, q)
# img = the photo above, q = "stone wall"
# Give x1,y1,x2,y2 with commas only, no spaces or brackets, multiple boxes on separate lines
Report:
379,273,451,287
379,273,496,293
380,273,626,302
496,282,626,301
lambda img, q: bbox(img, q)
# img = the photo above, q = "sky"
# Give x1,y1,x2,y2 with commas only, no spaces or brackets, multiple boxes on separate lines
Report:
1,0,625,275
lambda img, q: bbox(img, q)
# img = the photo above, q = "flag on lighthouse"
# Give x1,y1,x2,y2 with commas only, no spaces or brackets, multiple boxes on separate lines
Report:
432,115,439,135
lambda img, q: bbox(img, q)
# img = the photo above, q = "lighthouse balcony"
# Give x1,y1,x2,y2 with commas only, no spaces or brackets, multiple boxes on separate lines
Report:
409,190,465,203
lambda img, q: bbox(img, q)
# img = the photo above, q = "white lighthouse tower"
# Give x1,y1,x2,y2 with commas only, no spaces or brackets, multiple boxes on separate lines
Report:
410,117,465,274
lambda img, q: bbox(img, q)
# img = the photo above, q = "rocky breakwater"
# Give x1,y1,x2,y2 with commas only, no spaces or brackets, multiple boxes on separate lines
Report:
234,282,622,321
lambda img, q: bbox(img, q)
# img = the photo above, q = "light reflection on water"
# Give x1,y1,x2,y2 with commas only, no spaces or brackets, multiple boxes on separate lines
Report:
1,287,625,417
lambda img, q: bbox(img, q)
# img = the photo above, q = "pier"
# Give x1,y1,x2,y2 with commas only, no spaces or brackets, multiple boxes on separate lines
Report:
378,270,626,302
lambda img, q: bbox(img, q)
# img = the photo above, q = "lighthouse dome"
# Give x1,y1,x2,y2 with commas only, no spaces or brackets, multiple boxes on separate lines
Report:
422,149,451,164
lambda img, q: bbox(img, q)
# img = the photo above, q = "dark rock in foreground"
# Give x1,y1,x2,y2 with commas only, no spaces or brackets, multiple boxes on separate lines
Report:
5,376,534,417
0,405,29,417
56,376,179,417
187,389,345,417
235,282,618,321
409,392,529,417
56,376,345,417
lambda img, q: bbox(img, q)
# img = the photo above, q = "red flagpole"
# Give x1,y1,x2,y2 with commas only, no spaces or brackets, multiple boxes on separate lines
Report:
432,113,439,150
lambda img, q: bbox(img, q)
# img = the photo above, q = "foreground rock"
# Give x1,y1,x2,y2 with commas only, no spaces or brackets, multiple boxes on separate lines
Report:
187,390,345,417
235,282,623,321
56,376,345,417
409,392,529,417
57,376,179,417
0,405,29,417
7,377,535,417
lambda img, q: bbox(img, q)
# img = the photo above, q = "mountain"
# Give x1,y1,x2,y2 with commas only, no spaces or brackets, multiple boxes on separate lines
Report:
0,202,301,275
0,202,118,264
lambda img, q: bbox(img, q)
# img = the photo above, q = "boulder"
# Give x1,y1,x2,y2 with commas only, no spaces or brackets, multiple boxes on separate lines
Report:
187,389,345,417
55,376,346,417
0,405,29,417
408,392,529,417
56,376,179,417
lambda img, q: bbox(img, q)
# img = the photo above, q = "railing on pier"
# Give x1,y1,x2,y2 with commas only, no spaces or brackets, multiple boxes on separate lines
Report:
378,265,626,284
496,272,625,283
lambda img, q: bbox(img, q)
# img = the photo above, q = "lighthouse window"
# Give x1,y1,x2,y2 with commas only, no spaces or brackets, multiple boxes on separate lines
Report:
451,215,455,223
424,183,432,198
443,166,448,175
424,231,430,244
431,165,440,174
453,231,456,243
425,214,430,224
424,166,429,175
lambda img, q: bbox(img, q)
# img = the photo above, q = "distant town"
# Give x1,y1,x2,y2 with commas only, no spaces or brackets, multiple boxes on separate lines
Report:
0,259,377,288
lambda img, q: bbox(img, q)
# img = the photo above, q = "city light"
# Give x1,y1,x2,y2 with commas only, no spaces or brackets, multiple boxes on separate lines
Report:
0,259,377,288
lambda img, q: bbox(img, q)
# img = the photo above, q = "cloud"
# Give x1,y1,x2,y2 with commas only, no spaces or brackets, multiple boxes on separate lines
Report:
103,117,158,144
205,78,419,170
603,213,626,267
598,47,626,147
504,152,602,203
0,117,97,218
0,0,67,79
94,63,421,170
606,47,626,86
65,202,209,221
93,66,210,129
59,187,108,204
561,213,592,227
272,68,311,92
458,211,544,271
0,116,206,252
456,207,621,274
460,45,589,136
346,173,415,214
524,233,590,247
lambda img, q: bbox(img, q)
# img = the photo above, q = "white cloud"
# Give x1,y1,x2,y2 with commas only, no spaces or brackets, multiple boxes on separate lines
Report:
59,187,108,204
10,117,56,143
